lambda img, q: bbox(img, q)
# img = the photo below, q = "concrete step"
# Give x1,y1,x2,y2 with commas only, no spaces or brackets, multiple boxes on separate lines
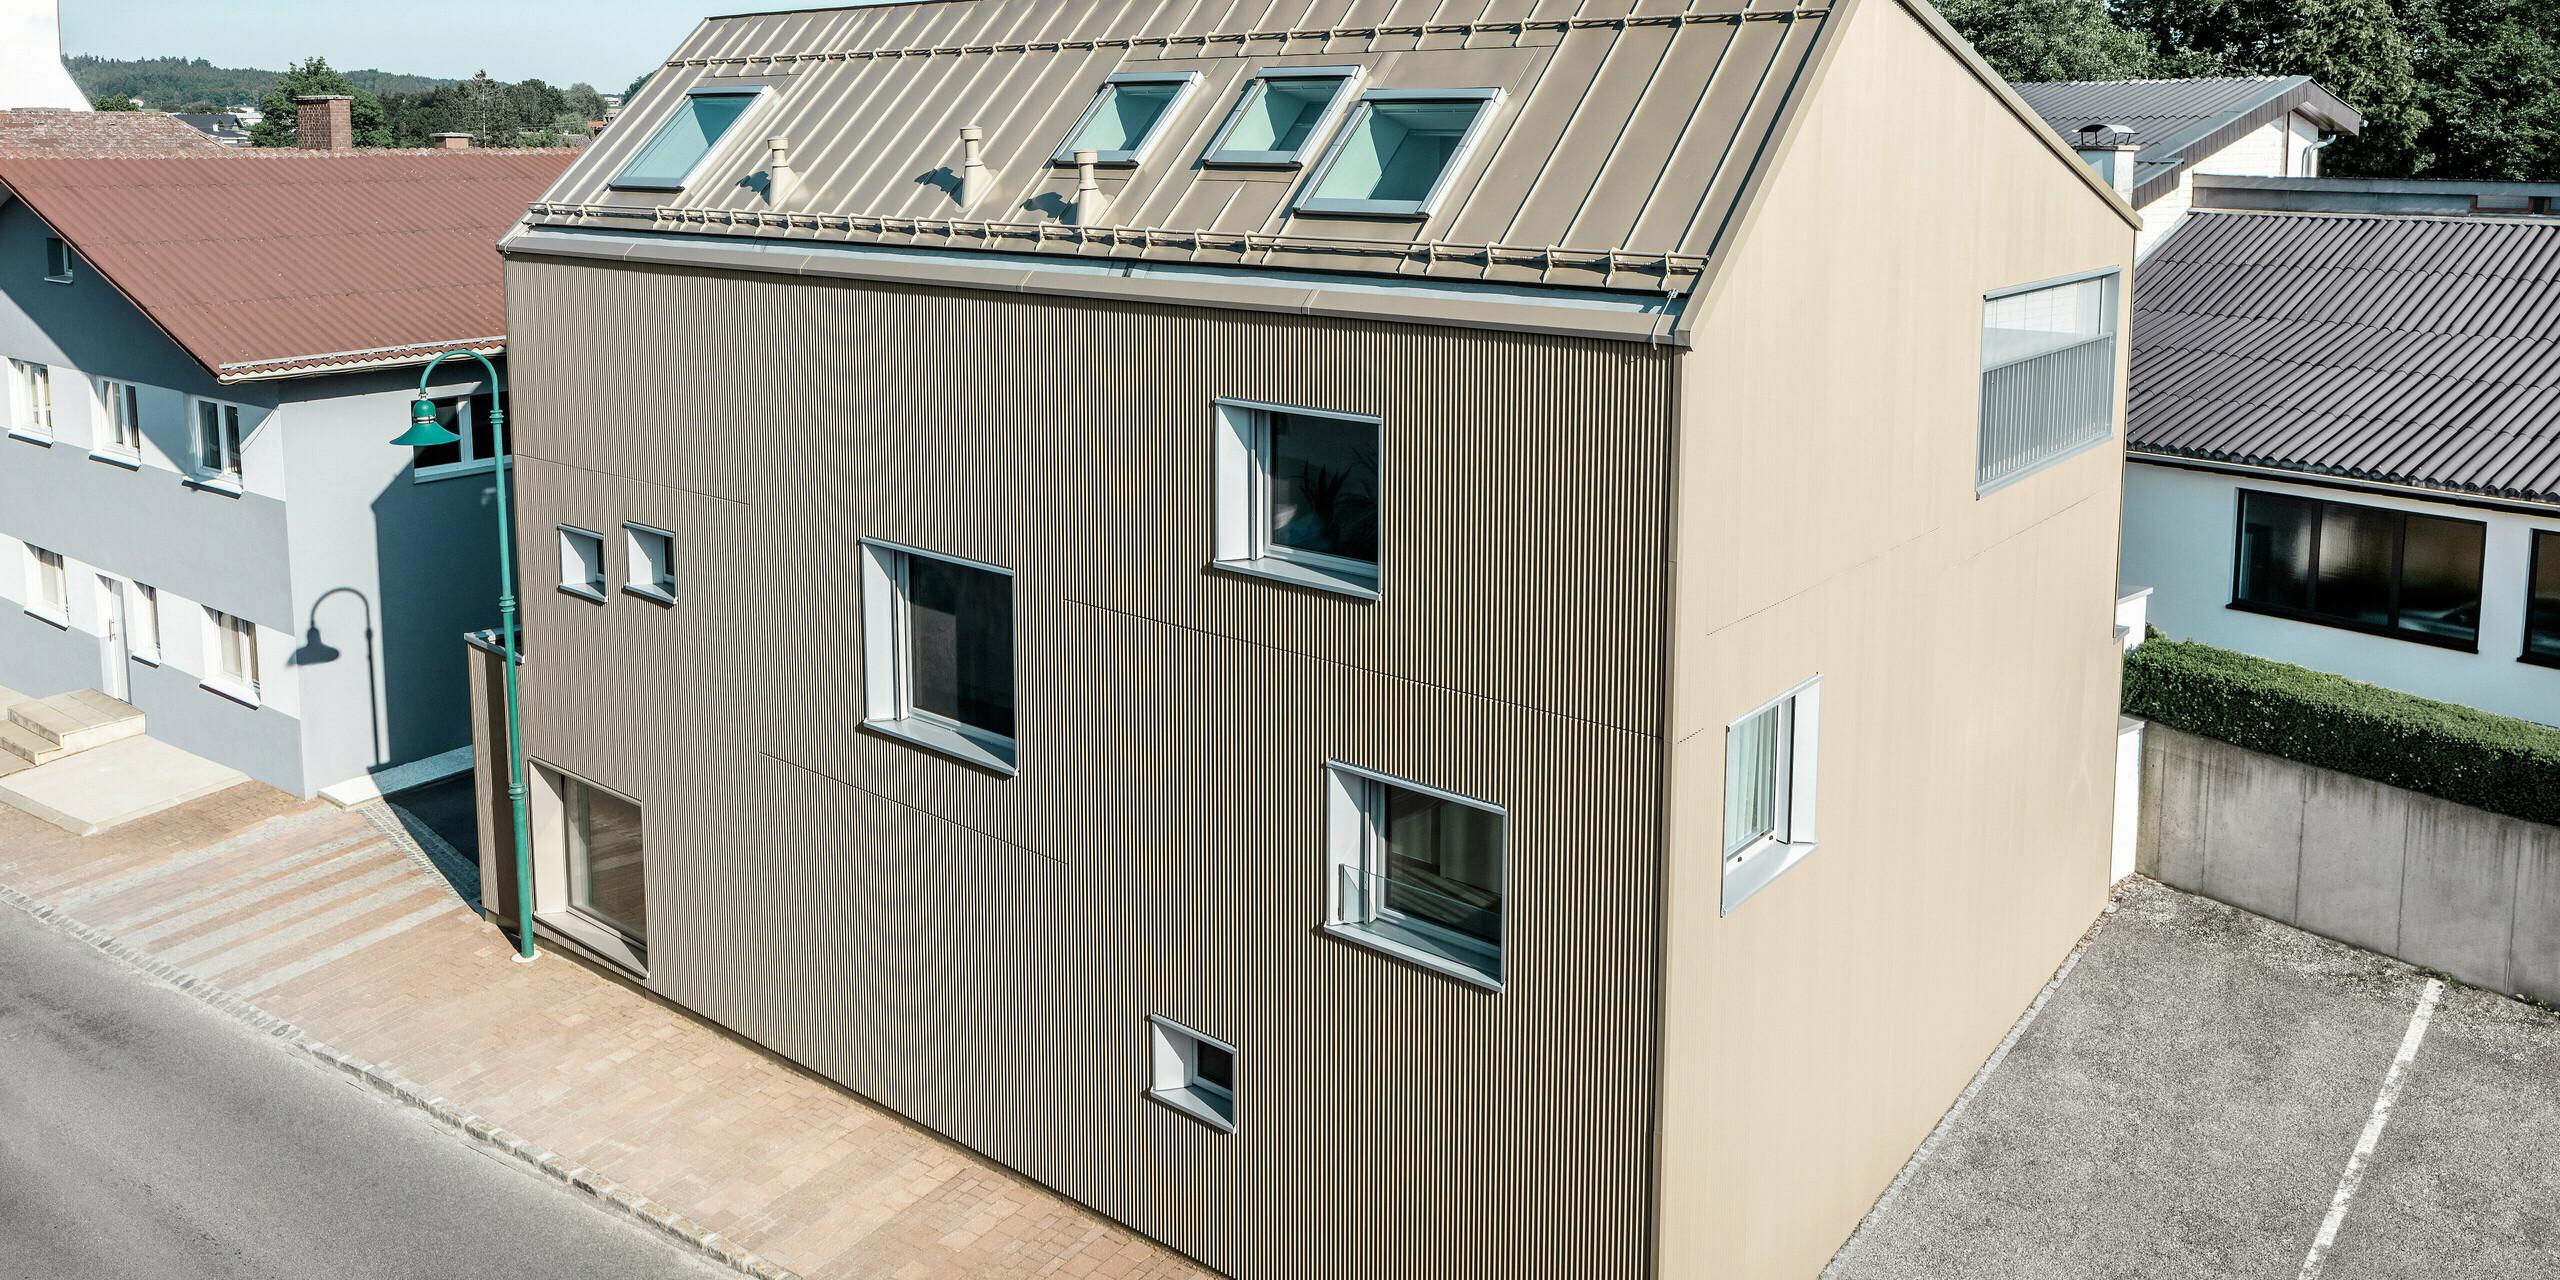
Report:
0,718,71,766
8,689,144,752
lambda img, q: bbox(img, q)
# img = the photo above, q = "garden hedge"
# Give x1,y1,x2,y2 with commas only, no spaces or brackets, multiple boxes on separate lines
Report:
2122,630,2560,827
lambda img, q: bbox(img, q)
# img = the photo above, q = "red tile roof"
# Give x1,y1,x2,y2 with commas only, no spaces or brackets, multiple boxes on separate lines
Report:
0,149,576,381
0,110,231,156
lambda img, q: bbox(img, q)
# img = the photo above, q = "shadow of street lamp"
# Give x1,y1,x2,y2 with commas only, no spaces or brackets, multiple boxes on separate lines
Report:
289,586,379,768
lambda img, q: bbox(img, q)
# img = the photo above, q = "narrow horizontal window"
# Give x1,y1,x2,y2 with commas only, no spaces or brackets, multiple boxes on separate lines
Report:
559,526,606,601
1053,72,1200,166
1977,271,2119,494
611,88,764,191
1147,1016,1237,1132
1324,764,1503,988
623,524,676,603
860,540,1018,774
1203,67,1361,166
2232,489,2484,649
1297,89,1501,218
1721,676,1821,916
1212,399,1381,598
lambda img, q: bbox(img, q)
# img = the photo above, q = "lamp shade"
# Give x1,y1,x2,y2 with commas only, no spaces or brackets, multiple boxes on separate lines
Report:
391,397,460,448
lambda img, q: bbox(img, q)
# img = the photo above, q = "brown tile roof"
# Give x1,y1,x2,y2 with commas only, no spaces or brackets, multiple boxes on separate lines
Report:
0,149,577,381
0,109,231,156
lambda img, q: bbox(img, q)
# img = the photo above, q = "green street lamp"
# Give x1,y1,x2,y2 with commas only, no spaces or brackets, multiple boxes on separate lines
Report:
393,350,536,963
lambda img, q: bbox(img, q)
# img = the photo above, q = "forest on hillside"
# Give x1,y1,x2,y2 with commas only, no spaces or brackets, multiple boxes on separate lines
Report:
66,55,451,112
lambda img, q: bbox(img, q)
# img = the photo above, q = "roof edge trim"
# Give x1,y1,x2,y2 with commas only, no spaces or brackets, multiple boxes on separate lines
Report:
2128,449,2560,517
218,340,508,384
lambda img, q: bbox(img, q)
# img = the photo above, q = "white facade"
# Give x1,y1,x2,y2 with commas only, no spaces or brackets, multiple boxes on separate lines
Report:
1,0,87,111
2135,113,2320,259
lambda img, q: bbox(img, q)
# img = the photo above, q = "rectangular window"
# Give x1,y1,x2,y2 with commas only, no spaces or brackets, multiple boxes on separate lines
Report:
10,359,53,441
1298,89,1502,218
44,236,72,283
26,546,67,620
2232,489,2485,649
563,775,647,952
97,379,142,456
2528,531,2560,667
1212,399,1381,597
859,540,1018,774
1202,66,1361,166
207,608,260,696
411,391,503,478
1324,764,1503,989
194,398,244,482
132,583,161,661
622,523,675,603
1053,71,1200,166
558,526,606,602
1147,1016,1237,1132
610,87,764,191
1977,271,2121,494
1721,676,1821,916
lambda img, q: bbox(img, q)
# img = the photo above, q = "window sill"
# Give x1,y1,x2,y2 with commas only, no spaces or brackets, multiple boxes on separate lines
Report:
22,607,69,630
1208,556,1379,601
184,475,244,497
7,429,53,446
2522,651,2560,670
859,716,1018,776
558,583,608,604
534,909,648,979
1722,837,1817,917
131,652,161,667
1147,1086,1236,1133
621,583,677,607
1319,920,1503,992
413,458,500,483
200,679,261,708
88,448,141,470
2224,599,2480,653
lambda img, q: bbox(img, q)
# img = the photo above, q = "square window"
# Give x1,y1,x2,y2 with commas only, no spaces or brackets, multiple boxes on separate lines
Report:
412,391,503,478
206,607,261,699
1978,271,2120,494
1212,399,1381,598
1722,677,1821,916
563,774,647,951
1203,67,1362,166
192,397,245,483
559,526,606,601
611,88,766,191
1147,1016,1237,1132
1298,90,1501,218
859,540,1017,774
623,523,676,603
97,379,142,455
10,359,54,441
1053,72,1200,166
26,546,67,620
44,236,72,283
1323,764,1503,989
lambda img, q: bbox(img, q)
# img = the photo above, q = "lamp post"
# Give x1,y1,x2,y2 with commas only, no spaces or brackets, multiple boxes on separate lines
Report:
391,351,536,963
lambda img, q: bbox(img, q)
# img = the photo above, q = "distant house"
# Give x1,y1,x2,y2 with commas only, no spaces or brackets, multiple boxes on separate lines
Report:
2012,76,2362,256
170,112,254,147
0,112,572,797
2119,180,2560,724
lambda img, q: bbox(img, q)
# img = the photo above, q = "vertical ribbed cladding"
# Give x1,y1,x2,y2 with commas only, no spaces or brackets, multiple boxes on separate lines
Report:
501,253,1674,1279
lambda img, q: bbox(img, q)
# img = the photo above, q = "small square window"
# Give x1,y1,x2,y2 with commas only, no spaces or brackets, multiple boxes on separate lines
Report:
1323,764,1503,989
1297,89,1502,218
97,379,142,456
412,392,504,479
25,546,67,621
1148,1016,1237,1132
1052,72,1200,166
1203,67,1362,166
559,526,606,602
192,397,245,484
10,359,54,441
859,540,1017,774
44,236,72,283
1212,399,1381,598
610,87,766,191
1722,676,1822,916
623,523,675,604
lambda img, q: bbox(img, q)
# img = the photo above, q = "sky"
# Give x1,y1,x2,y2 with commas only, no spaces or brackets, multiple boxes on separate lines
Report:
58,0,753,90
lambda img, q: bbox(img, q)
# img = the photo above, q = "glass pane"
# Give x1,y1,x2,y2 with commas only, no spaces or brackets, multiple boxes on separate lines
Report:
417,398,463,469
906,557,1015,739
2396,513,2483,640
565,778,647,944
1725,703,1781,856
1982,277,2113,370
2314,503,2396,626
1193,1041,1233,1093
617,92,756,188
1223,77,1341,154
1266,412,1378,564
470,392,499,462
1380,786,1501,946
197,401,221,467
1068,82,1182,154
2236,491,2317,611
2531,532,2560,660
1312,100,1482,203
218,614,245,681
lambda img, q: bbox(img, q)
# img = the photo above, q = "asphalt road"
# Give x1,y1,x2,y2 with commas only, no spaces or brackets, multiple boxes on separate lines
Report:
0,901,725,1280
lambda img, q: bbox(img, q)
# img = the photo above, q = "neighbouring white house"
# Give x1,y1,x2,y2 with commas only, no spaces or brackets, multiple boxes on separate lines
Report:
1,0,87,111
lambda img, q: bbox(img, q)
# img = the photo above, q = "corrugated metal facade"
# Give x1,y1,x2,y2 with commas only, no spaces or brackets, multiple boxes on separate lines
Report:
502,253,1673,1279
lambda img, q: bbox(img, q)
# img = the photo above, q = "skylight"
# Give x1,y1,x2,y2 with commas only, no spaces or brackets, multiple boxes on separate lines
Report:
1298,89,1502,219
1053,72,1200,166
1203,66,1362,166
612,88,765,192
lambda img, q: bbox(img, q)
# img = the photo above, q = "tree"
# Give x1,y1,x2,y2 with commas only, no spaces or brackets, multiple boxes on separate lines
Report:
92,93,139,111
504,78,569,135
1935,0,2156,80
464,71,522,148
623,70,654,103
249,57,391,147
564,82,607,124
2392,0,2560,180
2283,0,2428,174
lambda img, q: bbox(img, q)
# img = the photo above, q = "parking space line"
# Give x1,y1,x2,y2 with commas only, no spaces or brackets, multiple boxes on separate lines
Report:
2298,978,2444,1280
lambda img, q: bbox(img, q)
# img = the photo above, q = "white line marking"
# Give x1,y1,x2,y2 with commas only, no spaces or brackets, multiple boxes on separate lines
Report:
231,901,457,998
2298,978,2443,1280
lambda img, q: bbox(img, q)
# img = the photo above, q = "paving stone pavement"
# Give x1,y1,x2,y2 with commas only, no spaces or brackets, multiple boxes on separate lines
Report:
0,782,1212,1280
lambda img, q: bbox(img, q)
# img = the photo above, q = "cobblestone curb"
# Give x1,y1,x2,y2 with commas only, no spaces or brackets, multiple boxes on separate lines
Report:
0,877,800,1280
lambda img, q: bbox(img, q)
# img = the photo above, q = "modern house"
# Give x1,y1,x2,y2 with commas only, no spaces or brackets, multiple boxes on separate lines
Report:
0,107,574,797
483,2,2137,1277
2011,76,2361,256
2122,181,2560,726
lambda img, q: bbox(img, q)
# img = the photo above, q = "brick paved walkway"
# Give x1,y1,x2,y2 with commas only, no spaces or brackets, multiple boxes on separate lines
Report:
0,783,1210,1280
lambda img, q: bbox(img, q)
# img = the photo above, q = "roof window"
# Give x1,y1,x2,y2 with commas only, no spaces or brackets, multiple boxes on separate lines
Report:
612,87,767,192
1203,66,1363,167
1053,72,1200,166
1298,89,1502,219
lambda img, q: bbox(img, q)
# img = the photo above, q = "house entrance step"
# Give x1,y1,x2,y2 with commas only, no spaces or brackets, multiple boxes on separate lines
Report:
8,689,146,753
0,718,69,767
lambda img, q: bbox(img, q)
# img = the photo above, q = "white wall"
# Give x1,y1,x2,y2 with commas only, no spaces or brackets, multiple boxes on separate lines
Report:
2121,461,2560,726
2136,113,2304,259
0,0,87,111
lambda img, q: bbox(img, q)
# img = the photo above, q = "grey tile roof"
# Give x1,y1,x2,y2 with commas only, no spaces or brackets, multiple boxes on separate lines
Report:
2127,210,2560,504
2009,77,2359,208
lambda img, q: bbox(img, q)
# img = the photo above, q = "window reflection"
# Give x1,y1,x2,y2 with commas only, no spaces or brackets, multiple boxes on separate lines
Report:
2233,490,2483,645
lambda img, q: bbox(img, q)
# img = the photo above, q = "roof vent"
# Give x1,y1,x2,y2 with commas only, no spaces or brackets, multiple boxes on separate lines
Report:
1071,148,1111,226
959,125,988,207
2072,124,2140,203
765,136,798,207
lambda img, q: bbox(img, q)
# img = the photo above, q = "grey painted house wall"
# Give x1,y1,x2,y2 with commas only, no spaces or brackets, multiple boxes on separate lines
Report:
0,196,500,795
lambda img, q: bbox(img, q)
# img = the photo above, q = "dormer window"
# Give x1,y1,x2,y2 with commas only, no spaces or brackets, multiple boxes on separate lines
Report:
1203,66,1362,166
1052,71,1200,167
611,87,767,192
1298,89,1502,219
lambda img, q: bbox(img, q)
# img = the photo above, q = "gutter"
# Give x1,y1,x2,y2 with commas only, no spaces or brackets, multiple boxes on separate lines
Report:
2128,449,2560,518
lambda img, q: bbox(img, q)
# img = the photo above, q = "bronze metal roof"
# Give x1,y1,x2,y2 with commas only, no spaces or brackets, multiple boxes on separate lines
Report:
0,150,577,381
0,109,231,156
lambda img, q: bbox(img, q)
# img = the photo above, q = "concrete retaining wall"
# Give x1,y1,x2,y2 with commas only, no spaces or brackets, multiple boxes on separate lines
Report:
2137,720,2560,1003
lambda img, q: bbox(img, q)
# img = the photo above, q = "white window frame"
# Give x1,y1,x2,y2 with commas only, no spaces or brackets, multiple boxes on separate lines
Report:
1050,71,1202,167
44,236,73,283
190,395,247,487
411,392,504,482
1321,761,1505,991
1295,87,1503,219
24,545,68,625
558,525,607,602
1976,267,2122,496
1201,65,1364,167
622,522,676,604
1211,397,1382,599
1147,1015,1237,1133
858,538,1018,776
10,358,54,443
607,85,773,193
94,378,143,464
203,607,262,705
1721,675,1822,916
131,583,162,663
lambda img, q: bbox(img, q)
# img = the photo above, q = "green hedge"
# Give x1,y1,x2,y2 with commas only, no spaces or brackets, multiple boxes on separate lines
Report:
2122,631,2560,827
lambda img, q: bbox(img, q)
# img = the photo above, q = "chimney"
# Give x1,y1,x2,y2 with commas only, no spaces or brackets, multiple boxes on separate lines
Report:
2071,124,2141,204
958,125,988,207
1071,149,1111,226
295,94,354,150
430,132,472,150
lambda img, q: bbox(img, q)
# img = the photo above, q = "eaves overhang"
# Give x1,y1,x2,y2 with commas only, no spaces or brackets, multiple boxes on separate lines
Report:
215,338,510,384
2128,77,2362,209
2127,448,2560,519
